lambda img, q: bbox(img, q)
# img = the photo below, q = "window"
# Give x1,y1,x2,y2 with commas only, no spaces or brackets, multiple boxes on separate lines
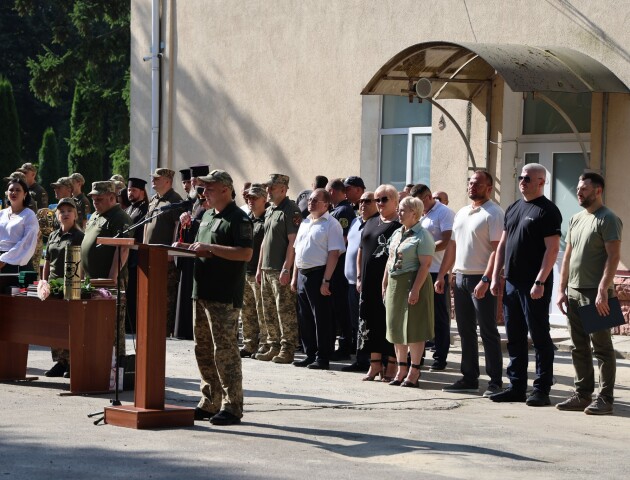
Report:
379,96,432,191
522,92,591,135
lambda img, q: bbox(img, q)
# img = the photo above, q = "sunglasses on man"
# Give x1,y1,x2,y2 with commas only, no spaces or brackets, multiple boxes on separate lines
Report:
359,198,374,204
518,175,542,183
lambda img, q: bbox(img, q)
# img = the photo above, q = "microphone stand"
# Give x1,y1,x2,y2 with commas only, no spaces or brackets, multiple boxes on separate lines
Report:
89,206,186,425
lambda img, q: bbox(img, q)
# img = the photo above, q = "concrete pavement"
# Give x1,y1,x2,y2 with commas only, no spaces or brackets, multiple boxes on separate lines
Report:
1,327,630,479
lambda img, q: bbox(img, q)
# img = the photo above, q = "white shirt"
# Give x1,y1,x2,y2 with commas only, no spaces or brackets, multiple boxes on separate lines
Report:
344,217,363,284
294,211,345,269
420,200,455,273
0,207,39,266
452,200,504,275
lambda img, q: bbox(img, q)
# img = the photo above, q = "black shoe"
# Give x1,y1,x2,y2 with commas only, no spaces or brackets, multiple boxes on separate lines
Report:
293,357,315,367
340,362,370,372
329,349,351,361
63,367,71,379
44,362,67,378
194,408,216,421
429,361,446,371
526,389,551,407
306,359,330,370
210,410,241,426
239,349,254,358
490,388,526,403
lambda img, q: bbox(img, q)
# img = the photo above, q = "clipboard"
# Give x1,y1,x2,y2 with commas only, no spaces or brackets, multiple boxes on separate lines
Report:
577,297,626,334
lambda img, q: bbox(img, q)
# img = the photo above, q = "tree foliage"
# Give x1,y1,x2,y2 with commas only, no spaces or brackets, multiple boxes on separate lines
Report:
38,126,60,201
0,76,22,180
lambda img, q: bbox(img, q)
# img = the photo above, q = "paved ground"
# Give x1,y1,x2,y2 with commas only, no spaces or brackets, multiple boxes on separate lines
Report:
2,326,630,480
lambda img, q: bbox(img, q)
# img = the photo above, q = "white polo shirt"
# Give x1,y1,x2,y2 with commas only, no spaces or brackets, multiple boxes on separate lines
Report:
294,211,346,270
420,200,455,273
452,200,504,275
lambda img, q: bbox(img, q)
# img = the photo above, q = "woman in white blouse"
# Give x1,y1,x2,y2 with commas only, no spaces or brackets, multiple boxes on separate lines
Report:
0,177,39,273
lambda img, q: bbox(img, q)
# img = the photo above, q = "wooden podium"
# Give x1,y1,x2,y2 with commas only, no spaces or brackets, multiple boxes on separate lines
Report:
97,238,197,429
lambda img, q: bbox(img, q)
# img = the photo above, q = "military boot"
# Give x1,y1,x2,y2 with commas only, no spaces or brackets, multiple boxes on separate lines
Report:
256,346,280,362
271,348,294,364
251,344,269,360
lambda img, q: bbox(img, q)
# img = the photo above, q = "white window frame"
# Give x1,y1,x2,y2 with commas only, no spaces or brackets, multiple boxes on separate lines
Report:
378,126,432,186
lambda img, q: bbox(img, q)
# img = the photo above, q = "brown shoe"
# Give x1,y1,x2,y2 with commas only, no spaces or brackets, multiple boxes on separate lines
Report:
256,347,280,362
584,396,613,415
251,345,269,360
271,349,294,364
556,391,592,411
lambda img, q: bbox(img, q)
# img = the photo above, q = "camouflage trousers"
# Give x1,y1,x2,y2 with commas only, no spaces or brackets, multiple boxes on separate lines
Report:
166,262,179,337
51,289,126,365
193,299,243,417
260,269,298,351
31,234,44,280
240,273,267,352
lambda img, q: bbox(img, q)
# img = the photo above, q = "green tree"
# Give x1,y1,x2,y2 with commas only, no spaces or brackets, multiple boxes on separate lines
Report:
38,126,60,201
0,76,22,180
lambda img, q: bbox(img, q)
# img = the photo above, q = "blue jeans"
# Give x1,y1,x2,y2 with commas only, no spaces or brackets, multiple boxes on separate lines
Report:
453,273,503,386
503,279,555,394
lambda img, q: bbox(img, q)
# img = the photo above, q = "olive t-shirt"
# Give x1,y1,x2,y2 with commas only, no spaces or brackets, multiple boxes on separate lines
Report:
192,202,253,307
45,227,85,280
261,197,301,270
81,204,132,279
567,206,623,290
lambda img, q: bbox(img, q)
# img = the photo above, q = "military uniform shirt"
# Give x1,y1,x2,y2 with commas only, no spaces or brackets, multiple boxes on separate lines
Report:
29,182,49,210
45,227,84,280
331,199,356,237
81,204,132,278
144,188,183,244
73,192,91,227
261,197,301,270
193,201,253,307
247,211,266,274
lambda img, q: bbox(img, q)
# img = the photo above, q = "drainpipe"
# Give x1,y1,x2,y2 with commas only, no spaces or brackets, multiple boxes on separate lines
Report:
600,93,609,201
150,0,161,177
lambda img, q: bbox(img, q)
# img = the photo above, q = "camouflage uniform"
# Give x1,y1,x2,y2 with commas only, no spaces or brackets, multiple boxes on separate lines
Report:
241,272,266,352
194,299,243,417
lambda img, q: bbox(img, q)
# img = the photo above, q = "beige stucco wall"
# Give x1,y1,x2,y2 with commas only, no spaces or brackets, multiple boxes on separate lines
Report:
131,0,630,262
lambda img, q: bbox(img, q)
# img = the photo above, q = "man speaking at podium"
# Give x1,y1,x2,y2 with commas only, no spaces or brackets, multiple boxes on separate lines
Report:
182,169,253,426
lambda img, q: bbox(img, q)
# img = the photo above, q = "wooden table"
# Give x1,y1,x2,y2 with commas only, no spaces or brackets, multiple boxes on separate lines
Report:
0,295,116,394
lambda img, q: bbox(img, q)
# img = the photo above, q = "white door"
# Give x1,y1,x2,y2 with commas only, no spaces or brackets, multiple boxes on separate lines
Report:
517,141,590,326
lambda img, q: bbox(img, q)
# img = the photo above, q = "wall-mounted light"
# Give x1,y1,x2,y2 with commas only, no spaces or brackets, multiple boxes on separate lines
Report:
438,115,446,130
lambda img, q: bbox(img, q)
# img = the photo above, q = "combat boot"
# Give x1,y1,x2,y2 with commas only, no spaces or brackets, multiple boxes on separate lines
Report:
251,344,269,360
256,346,280,362
271,348,294,364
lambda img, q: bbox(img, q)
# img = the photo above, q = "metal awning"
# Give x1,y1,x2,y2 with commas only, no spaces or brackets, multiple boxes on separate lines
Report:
362,41,629,100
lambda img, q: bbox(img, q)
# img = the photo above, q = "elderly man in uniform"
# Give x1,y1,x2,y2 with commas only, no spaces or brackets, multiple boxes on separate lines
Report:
239,184,268,357
18,163,48,210
82,181,133,357
556,172,622,415
144,168,184,336
255,173,301,364
291,188,345,370
69,172,91,229
177,169,253,426
125,177,149,332
326,178,356,359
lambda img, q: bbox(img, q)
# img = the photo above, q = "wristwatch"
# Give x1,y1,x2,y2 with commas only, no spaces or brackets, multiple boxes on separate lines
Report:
322,278,330,284
481,275,490,283
534,280,544,286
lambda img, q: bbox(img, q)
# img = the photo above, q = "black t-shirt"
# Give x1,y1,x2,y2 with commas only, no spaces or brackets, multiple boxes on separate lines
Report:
192,202,253,307
360,216,401,297
504,196,562,286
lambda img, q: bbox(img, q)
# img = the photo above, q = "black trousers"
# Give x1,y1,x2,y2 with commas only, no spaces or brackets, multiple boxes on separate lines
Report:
331,254,351,351
297,267,334,361
431,272,451,365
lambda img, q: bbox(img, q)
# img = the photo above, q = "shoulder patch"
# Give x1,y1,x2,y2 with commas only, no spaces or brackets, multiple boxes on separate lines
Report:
293,212,302,227
339,217,349,229
240,222,253,240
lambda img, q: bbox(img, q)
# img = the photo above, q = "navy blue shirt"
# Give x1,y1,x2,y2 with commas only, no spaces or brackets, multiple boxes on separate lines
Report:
331,199,356,237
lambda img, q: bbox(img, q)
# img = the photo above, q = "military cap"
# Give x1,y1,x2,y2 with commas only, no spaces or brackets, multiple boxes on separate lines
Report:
246,183,267,198
56,197,77,210
190,164,210,178
51,177,73,189
150,168,175,179
128,177,147,189
198,169,233,188
343,176,366,189
110,174,126,183
69,172,85,184
18,163,37,173
265,173,290,187
179,169,192,181
88,181,116,196
4,171,26,182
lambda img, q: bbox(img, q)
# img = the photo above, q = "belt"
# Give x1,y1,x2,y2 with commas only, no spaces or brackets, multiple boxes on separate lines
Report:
299,265,325,274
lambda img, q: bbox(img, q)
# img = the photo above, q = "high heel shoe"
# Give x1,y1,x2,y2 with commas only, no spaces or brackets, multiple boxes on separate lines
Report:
389,362,409,386
362,359,383,381
380,357,398,383
401,363,421,388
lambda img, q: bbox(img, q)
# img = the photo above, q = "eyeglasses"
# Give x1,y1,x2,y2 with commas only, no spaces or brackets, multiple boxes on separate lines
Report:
359,199,373,204
518,175,542,183
374,197,390,204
